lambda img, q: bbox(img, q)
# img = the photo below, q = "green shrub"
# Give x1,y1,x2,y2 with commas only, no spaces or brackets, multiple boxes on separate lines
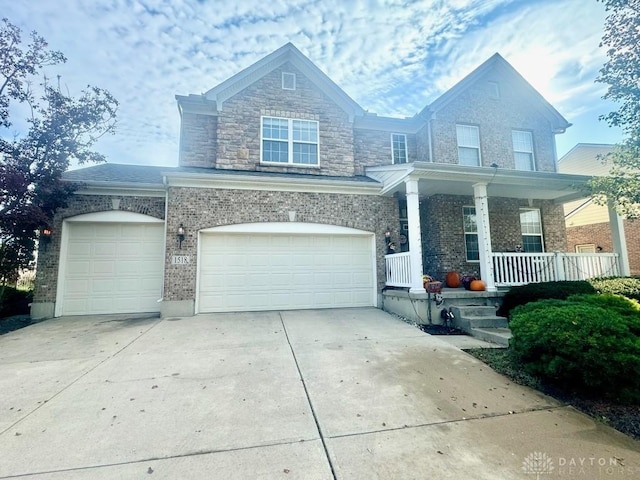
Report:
588,276,640,301
0,286,32,318
510,298,640,402
498,281,596,318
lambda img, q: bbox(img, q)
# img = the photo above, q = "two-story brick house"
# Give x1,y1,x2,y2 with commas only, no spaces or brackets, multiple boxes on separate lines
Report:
32,43,611,319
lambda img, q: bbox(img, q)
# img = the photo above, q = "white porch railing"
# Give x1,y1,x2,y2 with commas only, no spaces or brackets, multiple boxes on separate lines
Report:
492,252,620,287
385,252,412,287
385,251,620,288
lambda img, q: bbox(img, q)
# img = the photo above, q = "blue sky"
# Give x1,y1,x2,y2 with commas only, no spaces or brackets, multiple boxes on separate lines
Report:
2,0,621,167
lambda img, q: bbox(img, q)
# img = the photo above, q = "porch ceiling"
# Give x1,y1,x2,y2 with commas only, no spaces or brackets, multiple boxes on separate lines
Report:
366,162,592,204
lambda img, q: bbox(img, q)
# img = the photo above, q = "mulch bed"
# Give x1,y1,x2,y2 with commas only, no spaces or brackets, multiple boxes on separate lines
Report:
0,315,36,336
418,324,467,335
465,348,640,441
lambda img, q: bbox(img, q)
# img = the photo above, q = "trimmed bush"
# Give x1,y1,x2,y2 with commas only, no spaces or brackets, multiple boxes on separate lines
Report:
588,276,640,302
498,281,596,318
510,296,640,402
0,286,32,318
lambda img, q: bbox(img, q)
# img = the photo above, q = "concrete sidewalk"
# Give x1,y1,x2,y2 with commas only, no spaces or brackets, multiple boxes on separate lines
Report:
0,308,638,479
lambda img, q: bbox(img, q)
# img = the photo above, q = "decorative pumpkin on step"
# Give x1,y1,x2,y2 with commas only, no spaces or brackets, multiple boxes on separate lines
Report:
445,271,461,288
469,279,486,291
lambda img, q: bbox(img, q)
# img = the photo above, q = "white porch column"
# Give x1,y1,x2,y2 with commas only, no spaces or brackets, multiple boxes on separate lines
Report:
405,178,426,293
608,201,631,276
473,183,496,291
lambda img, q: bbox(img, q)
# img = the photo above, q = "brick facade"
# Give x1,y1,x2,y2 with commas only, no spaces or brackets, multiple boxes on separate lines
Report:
37,46,582,318
33,195,165,304
566,220,640,275
420,194,567,280
163,187,399,302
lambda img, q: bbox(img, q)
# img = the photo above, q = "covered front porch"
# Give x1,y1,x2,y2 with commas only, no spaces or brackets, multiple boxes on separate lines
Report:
367,162,630,292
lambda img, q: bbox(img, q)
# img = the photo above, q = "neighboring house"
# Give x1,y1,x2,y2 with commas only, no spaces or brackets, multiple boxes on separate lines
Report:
32,43,610,319
559,143,638,275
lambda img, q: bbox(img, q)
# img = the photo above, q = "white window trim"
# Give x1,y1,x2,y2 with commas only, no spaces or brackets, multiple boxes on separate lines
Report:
463,205,480,263
282,72,296,90
260,116,320,167
390,133,408,164
512,130,535,171
519,208,545,252
456,124,481,166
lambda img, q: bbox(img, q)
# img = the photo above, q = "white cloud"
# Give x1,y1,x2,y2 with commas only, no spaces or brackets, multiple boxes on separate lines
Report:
1,0,619,166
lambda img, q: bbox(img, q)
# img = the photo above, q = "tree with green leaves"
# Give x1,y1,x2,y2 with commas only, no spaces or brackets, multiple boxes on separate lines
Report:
589,0,640,218
0,18,118,285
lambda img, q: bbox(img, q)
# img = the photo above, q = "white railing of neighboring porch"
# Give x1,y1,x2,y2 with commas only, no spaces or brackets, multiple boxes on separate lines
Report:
492,252,620,287
385,252,412,287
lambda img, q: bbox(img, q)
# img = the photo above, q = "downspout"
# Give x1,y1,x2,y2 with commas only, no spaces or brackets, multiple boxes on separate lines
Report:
427,113,434,162
159,175,169,307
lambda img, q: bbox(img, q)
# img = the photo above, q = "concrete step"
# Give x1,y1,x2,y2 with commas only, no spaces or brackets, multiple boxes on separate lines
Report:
470,327,512,347
454,315,509,330
450,305,498,318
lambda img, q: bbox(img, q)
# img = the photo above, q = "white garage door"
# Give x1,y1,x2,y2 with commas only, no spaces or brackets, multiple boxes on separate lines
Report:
198,232,375,312
59,222,164,316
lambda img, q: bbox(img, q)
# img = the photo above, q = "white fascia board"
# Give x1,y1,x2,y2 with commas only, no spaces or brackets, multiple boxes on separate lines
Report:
365,164,414,195
164,172,382,195
71,183,166,197
175,95,218,116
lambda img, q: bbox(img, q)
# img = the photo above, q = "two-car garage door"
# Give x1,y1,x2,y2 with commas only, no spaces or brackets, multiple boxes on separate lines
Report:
198,227,375,313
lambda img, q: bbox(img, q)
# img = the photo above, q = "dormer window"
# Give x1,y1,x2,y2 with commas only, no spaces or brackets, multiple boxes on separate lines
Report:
391,134,407,164
282,72,296,90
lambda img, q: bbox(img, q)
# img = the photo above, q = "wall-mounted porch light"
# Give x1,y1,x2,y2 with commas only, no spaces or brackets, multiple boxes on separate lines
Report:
384,227,391,246
40,227,52,251
177,224,185,249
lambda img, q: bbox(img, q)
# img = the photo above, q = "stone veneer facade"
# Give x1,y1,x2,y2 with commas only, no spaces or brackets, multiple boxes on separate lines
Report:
428,66,558,171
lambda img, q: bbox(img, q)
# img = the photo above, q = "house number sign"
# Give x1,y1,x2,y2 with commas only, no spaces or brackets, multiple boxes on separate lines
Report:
171,255,191,265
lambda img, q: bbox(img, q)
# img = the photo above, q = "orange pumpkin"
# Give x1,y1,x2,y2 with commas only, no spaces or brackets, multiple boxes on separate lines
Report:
469,279,486,291
445,271,461,288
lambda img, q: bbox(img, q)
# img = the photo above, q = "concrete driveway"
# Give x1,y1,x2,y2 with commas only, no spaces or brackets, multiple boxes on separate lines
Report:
0,308,638,479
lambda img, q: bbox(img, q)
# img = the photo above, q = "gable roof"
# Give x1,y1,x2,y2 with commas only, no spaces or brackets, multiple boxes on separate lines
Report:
420,53,571,132
182,43,366,121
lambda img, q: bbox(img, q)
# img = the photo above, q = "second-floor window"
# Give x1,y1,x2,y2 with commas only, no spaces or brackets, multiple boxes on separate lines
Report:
512,130,535,171
456,125,481,166
261,116,319,165
391,133,407,164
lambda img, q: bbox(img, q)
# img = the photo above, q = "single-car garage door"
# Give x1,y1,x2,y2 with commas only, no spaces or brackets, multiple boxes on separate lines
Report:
198,228,375,313
57,215,164,316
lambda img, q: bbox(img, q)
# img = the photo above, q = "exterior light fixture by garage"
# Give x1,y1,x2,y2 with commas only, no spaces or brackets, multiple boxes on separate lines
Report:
177,224,185,249
40,227,52,250
384,227,391,246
